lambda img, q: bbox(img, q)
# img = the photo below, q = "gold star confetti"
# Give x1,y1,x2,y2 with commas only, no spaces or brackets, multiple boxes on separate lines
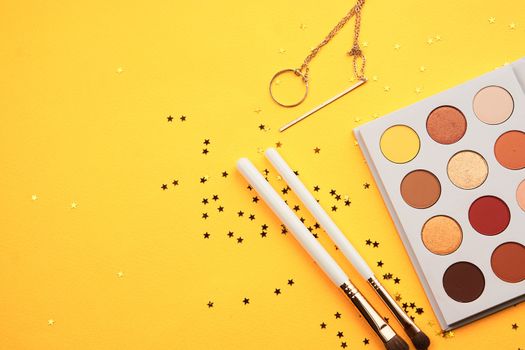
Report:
372,75,378,81
509,22,517,29
274,79,281,86
276,141,282,148
31,194,38,201
383,86,390,92
442,330,454,338
257,147,264,154
71,202,78,209
117,271,124,278
354,117,361,123
419,65,426,72
254,107,262,114
427,37,434,44
313,147,321,154
278,48,286,54
299,23,307,30
435,34,441,41
395,292,402,302
393,43,401,50
415,87,423,94
48,319,55,326
362,41,368,47
488,17,496,24
116,67,124,74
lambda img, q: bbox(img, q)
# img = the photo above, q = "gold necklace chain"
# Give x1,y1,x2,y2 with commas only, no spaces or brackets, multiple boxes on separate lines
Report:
269,0,366,108
299,0,366,81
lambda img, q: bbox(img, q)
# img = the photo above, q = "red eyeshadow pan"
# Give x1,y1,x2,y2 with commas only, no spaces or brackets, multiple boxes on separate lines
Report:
468,196,510,236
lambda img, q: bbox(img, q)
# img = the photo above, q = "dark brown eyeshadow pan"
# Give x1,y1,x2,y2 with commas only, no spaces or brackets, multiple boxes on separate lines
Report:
443,262,485,303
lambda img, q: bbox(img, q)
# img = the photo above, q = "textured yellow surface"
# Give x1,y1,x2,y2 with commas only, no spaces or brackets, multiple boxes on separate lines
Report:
1,1,524,349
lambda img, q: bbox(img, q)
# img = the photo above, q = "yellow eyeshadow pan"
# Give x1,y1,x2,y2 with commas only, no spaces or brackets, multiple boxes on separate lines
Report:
379,125,420,163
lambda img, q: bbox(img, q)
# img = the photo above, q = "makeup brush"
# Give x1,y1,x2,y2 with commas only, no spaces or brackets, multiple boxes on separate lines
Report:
237,158,408,350
264,148,430,350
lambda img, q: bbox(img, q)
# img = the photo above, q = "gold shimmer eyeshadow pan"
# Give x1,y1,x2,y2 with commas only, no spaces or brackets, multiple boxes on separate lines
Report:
354,58,525,330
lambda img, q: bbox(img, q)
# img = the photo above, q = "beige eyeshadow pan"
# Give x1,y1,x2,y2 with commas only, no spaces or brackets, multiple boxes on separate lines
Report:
473,86,514,124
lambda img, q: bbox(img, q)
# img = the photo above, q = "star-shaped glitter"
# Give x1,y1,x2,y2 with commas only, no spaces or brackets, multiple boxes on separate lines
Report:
344,199,351,206
331,205,338,212
278,48,286,54
252,196,259,203
161,184,168,190
416,307,424,315
363,183,370,189
259,124,266,130
488,17,496,24
167,115,173,122
383,86,390,92
420,65,426,72
180,115,186,122
172,179,179,186
202,213,209,219
320,322,327,329
313,185,320,192
32,194,38,201
393,43,401,50
200,177,207,184
509,22,517,29
212,194,219,201
203,139,210,145
341,342,347,348
248,214,255,220
117,271,124,278
363,338,370,345
293,205,300,212
261,224,268,230
276,141,282,148
202,198,209,205
237,210,244,217
337,331,344,338
217,206,224,212
415,87,423,94
427,37,434,44
260,231,267,238
373,241,379,248
366,239,372,245
281,187,289,195
237,237,244,244
394,277,401,284
242,297,250,305
274,288,281,295
512,323,519,330
202,148,209,155
314,147,321,153
288,279,294,286
71,202,78,209
222,171,228,178
207,301,214,308
334,312,341,319
377,260,384,267
395,293,402,302
227,231,234,238
48,319,55,326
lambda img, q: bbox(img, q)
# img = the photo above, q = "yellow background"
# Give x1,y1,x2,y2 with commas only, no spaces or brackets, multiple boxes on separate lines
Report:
1,0,524,349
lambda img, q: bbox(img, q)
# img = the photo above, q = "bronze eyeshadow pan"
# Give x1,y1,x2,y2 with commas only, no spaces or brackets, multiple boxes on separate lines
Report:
354,58,525,331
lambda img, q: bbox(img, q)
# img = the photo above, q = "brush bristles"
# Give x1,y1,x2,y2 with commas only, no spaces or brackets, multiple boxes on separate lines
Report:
410,330,431,350
384,335,409,350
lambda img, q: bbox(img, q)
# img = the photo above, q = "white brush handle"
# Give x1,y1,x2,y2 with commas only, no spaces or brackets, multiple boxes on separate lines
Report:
265,148,374,280
237,158,348,287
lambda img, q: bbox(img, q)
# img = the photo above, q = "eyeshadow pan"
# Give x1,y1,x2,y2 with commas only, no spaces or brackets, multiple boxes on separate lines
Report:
473,86,514,124
400,170,441,209
426,106,467,144
447,151,488,190
494,130,525,170
421,216,462,255
491,242,525,283
443,262,485,303
517,180,525,212
380,125,420,164
468,196,510,236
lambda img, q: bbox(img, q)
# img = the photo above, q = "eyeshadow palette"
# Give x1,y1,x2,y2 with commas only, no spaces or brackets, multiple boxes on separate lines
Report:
354,58,525,330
